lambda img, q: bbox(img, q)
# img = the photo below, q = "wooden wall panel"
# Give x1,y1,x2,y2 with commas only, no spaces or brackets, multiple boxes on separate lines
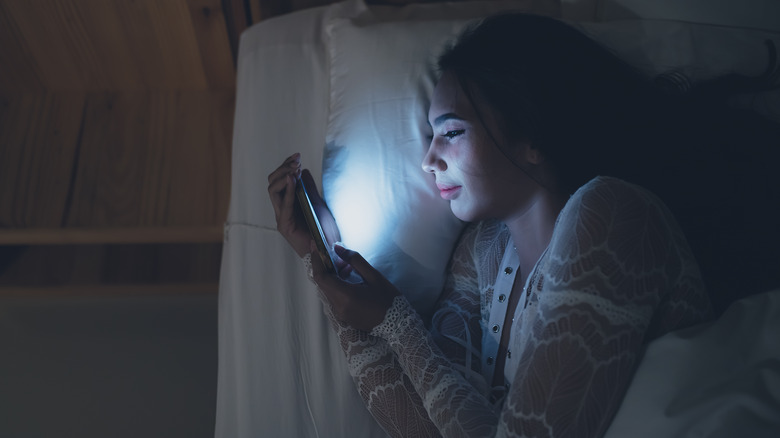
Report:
150,91,233,227
56,0,143,90
0,92,85,227
65,92,150,227
62,91,232,228
111,0,190,90
0,0,235,92
132,0,210,90
0,1,87,91
187,0,236,89
0,0,235,291
0,2,45,92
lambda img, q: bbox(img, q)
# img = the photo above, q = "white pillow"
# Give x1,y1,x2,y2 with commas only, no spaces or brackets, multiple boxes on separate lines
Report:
604,290,780,437
321,1,779,318
322,0,560,316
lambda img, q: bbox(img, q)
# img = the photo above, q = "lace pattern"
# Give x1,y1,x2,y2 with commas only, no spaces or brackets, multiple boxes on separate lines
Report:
303,255,442,437
309,176,712,437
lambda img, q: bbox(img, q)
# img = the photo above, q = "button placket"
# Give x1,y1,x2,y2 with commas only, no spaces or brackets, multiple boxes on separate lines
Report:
483,238,520,386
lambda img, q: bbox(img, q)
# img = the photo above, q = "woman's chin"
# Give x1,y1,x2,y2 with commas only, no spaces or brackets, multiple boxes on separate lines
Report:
450,201,479,223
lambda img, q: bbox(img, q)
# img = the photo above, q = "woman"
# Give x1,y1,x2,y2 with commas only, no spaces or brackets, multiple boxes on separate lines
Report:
268,13,777,437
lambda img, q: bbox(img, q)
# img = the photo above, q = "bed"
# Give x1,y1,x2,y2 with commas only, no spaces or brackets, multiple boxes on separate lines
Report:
216,1,780,436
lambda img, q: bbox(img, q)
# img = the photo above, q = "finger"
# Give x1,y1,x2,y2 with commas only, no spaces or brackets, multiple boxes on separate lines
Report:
267,153,302,200
280,174,296,221
267,171,292,205
267,155,301,196
267,153,302,184
268,176,300,228
337,263,354,279
334,245,381,283
311,242,358,294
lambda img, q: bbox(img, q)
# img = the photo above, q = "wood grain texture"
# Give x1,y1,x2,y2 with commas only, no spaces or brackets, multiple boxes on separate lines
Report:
0,0,235,292
0,92,85,228
0,90,232,231
64,91,233,228
220,0,249,62
0,2,45,92
187,0,236,88
0,1,88,91
0,0,235,91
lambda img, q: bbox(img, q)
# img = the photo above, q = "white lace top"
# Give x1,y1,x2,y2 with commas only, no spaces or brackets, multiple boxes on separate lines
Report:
310,176,713,438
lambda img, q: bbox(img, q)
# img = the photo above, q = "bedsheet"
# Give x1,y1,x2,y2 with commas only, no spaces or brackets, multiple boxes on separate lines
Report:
216,5,386,436
216,1,780,436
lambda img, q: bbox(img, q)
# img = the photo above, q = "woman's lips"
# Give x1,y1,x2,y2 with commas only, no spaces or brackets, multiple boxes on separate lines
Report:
437,183,462,200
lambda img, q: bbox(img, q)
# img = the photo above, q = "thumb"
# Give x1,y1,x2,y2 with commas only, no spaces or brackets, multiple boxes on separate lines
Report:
334,245,379,282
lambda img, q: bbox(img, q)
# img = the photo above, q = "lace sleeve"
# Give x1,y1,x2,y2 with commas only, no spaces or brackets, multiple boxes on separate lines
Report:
368,223,502,437
305,222,497,438
303,254,440,438
372,294,501,436
497,177,710,437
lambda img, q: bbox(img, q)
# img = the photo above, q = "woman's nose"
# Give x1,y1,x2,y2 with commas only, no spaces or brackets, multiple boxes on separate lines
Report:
422,142,447,173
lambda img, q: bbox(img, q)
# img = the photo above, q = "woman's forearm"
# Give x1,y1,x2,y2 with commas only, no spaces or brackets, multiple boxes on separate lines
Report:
322,303,441,438
372,295,500,438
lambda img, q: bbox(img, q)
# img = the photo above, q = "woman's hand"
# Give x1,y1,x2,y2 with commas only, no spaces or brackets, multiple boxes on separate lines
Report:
267,153,340,258
310,243,401,332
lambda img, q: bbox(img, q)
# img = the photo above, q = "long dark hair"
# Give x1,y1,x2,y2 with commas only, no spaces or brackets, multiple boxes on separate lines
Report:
438,12,780,313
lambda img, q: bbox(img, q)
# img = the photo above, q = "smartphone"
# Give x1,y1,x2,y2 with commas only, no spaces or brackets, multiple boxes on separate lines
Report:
295,177,337,273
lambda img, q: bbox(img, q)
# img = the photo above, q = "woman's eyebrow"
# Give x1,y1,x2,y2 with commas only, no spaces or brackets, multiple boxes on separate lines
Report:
431,113,465,127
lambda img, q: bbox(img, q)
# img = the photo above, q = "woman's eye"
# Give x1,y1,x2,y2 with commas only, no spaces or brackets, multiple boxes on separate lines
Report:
443,129,464,139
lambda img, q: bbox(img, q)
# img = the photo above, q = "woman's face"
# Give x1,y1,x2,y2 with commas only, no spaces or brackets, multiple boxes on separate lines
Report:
423,71,540,222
